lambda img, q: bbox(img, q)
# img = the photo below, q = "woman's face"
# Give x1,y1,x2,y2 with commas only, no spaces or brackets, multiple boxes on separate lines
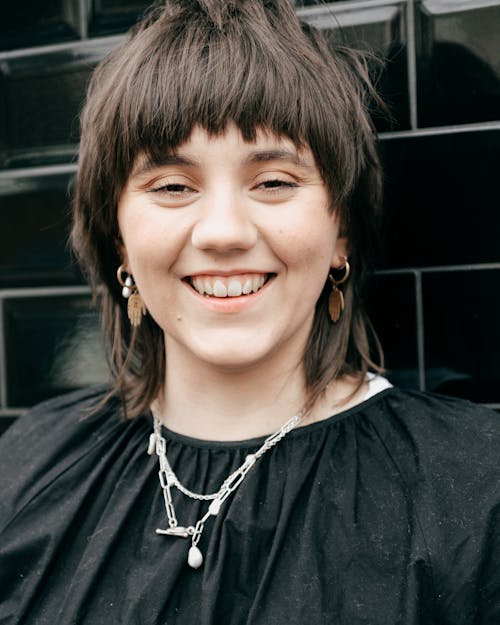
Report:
118,125,347,372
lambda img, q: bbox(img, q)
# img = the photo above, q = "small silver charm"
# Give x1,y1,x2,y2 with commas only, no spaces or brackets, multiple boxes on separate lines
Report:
147,433,156,455
188,545,203,569
208,499,222,516
156,526,191,538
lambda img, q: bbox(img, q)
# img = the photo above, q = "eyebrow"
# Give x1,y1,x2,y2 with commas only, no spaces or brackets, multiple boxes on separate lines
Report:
130,154,199,178
130,148,313,178
243,149,314,169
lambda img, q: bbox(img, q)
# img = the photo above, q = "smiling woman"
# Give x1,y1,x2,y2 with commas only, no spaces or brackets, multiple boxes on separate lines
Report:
71,0,384,422
2,1,500,624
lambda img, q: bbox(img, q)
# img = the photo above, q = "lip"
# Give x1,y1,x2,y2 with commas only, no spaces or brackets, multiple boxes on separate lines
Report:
185,269,271,278
183,273,275,313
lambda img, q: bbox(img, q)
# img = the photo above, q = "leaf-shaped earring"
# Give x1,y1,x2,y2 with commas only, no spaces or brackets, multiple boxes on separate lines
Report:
328,259,350,323
117,264,147,328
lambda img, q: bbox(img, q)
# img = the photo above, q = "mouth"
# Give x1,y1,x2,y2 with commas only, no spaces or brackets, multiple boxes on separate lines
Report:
186,273,274,298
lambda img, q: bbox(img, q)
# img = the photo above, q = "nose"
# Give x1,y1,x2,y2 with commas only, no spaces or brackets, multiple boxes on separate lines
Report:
191,188,258,252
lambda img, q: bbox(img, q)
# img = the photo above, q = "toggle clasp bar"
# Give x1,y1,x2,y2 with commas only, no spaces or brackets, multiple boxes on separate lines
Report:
156,526,192,538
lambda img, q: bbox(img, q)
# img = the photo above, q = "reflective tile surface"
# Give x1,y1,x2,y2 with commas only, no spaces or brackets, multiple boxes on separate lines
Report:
0,172,80,286
301,3,409,130
366,272,419,389
0,418,16,436
0,41,113,168
380,129,500,269
423,269,500,402
0,0,81,51
4,295,107,407
89,0,151,35
417,0,500,126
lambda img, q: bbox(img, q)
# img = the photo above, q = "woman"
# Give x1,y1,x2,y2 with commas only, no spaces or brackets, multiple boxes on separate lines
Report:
1,1,500,623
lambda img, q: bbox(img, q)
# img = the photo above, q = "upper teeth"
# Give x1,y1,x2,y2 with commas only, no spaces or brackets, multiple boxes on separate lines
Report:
191,274,267,297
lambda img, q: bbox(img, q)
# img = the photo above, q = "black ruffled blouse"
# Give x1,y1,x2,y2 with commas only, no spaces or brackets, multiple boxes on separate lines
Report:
1,386,500,624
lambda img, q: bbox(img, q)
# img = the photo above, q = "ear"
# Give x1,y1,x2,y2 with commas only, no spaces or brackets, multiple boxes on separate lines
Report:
115,235,131,273
331,236,349,269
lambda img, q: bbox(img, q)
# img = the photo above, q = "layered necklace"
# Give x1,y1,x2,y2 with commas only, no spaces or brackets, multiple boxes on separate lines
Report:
148,403,302,569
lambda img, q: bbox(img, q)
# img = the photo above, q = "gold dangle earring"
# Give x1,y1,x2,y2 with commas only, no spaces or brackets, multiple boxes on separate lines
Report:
117,265,147,327
328,258,350,323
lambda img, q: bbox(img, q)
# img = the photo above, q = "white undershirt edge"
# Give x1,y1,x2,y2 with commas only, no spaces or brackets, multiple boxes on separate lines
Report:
364,373,393,400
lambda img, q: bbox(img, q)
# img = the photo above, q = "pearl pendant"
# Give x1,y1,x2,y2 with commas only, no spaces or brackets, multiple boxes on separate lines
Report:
188,545,203,569
122,277,134,299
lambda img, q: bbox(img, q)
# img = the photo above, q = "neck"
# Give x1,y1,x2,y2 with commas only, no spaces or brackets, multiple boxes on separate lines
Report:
158,344,308,441
155,341,368,442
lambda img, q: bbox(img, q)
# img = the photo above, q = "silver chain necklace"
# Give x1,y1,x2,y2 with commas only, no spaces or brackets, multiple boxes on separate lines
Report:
148,404,302,569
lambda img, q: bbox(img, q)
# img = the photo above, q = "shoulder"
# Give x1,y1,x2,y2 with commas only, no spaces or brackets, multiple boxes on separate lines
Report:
379,390,500,617
360,387,500,513
366,390,500,595
0,385,122,456
369,386,500,456
0,386,143,527
371,390,500,534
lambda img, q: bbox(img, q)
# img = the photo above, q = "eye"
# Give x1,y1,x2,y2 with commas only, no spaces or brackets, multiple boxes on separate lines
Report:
150,182,194,195
254,178,298,194
261,179,294,188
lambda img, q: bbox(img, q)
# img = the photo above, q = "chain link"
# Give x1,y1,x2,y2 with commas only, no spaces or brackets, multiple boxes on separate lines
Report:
149,404,302,566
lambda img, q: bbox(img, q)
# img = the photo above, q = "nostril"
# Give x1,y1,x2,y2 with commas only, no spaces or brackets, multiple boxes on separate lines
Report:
190,212,258,251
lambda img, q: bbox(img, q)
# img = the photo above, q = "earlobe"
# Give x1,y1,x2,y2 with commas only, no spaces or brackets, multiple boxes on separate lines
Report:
327,253,350,323
331,236,349,269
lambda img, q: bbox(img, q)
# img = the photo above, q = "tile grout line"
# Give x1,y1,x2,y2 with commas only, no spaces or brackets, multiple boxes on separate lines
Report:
0,298,7,409
406,0,419,130
414,270,426,391
0,34,123,60
376,262,500,275
0,410,23,418
79,0,89,40
296,0,403,19
380,120,500,139
0,286,91,299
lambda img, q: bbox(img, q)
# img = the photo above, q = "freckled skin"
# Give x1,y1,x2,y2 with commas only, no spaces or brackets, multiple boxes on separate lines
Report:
118,125,347,375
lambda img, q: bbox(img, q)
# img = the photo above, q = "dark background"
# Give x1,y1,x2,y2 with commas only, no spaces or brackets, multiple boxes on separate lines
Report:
1,0,499,433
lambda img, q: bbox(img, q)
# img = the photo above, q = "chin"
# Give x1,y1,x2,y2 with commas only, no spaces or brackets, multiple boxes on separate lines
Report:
197,349,270,372
188,335,280,371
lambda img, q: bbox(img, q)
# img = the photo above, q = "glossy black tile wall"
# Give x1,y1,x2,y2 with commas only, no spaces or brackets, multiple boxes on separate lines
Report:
300,2,410,131
89,0,151,36
0,41,113,168
366,272,419,389
0,417,16,436
4,294,107,407
0,171,80,286
417,0,500,127
0,0,81,51
380,129,500,269
423,269,500,403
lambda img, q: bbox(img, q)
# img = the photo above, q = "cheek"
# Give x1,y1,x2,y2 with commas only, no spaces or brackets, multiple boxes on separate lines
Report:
119,208,187,272
274,218,338,270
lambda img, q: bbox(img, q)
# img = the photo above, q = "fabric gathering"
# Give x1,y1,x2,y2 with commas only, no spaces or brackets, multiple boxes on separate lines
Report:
1,1,500,624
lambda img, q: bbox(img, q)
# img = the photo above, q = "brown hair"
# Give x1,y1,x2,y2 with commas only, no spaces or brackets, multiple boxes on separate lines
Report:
71,0,384,418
